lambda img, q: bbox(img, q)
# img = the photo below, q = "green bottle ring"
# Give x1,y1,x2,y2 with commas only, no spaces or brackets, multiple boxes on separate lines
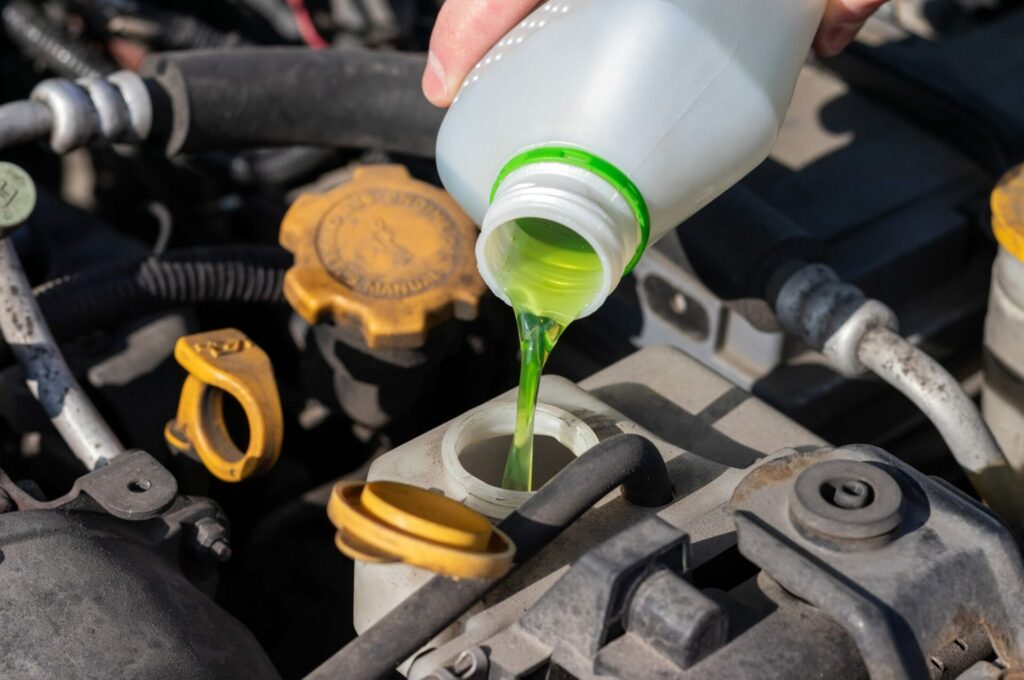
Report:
489,147,651,275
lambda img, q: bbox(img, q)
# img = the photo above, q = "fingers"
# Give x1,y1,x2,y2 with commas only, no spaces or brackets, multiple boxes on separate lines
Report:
814,0,889,57
422,0,888,106
423,0,541,107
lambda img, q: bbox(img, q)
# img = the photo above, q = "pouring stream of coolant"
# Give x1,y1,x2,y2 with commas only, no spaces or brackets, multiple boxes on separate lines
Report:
498,217,603,491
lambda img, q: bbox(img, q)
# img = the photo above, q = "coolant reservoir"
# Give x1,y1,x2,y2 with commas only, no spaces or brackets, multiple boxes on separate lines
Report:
352,377,604,663
351,347,825,672
983,165,1024,475
436,0,828,318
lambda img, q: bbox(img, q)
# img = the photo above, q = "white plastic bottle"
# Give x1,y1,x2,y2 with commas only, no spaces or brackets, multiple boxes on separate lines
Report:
436,0,827,319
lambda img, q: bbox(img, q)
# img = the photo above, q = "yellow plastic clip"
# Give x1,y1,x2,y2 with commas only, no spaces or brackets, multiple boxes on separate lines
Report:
328,481,515,580
165,329,283,483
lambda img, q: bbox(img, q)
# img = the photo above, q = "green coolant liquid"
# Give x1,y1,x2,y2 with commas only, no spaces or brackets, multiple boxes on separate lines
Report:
497,218,604,491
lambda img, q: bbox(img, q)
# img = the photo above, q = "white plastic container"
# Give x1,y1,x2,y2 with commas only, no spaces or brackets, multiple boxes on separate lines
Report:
983,248,1024,474
437,0,827,318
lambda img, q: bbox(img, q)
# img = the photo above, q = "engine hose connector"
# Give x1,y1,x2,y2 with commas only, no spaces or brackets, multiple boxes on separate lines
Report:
774,262,1024,525
774,263,898,377
29,71,152,154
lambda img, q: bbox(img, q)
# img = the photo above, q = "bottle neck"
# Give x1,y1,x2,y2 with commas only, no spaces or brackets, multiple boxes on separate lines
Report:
477,162,640,321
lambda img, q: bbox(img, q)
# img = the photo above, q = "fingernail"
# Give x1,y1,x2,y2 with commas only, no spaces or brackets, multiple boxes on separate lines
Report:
423,51,449,105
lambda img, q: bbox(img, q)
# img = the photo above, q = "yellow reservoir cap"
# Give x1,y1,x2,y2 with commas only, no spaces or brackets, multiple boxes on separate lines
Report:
328,481,515,580
165,329,283,483
993,164,1024,261
280,165,486,350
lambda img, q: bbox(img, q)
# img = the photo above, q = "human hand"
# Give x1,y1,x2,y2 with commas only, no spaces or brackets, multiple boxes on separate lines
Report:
813,0,888,56
422,0,889,107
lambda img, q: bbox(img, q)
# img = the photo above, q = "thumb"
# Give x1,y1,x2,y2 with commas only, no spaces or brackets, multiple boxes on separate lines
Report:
423,0,541,108
814,0,888,57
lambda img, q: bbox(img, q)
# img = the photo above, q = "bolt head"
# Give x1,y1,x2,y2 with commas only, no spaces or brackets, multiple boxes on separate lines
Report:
790,460,903,542
827,478,873,510
209,538,232,562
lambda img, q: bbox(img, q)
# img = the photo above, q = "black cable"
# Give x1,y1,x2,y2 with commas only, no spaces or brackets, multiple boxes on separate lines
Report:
0,245,293,367
676,185,824,301
2,1,115,79
229,146,339,187
306,434,674,680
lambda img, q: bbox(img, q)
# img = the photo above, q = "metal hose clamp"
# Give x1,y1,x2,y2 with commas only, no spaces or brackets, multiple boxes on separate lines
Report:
29,70,152,153
30,78,98,153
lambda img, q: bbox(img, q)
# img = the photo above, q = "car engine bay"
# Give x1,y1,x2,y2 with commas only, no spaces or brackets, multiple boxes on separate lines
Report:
2,1,1024,678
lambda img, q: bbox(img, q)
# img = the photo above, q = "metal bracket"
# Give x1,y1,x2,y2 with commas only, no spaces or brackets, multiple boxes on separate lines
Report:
729,445,1024,680
478,516,691,678
0,449,176,519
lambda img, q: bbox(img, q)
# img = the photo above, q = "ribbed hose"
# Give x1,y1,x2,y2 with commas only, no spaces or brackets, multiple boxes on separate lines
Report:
0,246,293,368
2,1,115,79
307,434,674,680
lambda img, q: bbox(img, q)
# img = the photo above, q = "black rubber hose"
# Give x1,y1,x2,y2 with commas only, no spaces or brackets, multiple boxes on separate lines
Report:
140,47,444,158
675,185,824,301
306,434,674,680
2,1,115,79
229,146,339,187
0,246,293,367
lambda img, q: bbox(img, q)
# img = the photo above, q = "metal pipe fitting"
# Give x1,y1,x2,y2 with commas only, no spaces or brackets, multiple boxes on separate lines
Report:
0,165,123,470
858,327,1024,524
773,263,898,377
29,79,100,154
76,78,131,142
107,71,154,142
0,237,124,469
0,101,54,151
28,71,152,154
774,263,1024,524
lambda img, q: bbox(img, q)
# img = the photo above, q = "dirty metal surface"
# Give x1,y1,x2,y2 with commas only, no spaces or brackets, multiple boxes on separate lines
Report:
730,445,1024,680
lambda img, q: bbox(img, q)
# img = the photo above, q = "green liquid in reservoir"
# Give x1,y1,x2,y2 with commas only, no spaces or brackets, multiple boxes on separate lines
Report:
497,218,604,491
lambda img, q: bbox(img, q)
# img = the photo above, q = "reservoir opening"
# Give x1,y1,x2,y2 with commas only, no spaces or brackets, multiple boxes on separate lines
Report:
441,401,599,514
460,434,577,488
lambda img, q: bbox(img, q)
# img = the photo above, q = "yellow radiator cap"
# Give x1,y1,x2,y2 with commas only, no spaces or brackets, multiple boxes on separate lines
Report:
328,481,515,580
280,165,486,349
993,164,1024,261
